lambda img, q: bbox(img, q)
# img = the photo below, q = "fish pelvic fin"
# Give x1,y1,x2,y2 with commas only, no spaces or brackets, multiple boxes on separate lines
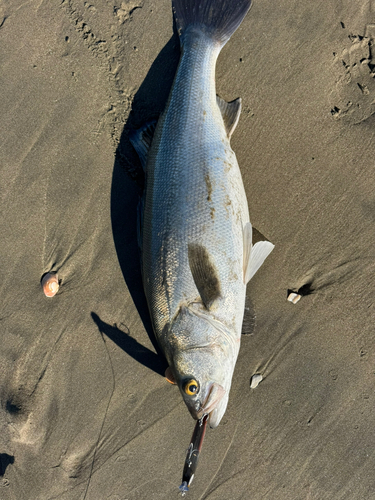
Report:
172,0,252,47
128,120,157,171
243,222,274,285
216,96,241,139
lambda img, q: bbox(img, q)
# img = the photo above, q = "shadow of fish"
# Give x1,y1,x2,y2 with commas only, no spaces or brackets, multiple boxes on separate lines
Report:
130,0,274,430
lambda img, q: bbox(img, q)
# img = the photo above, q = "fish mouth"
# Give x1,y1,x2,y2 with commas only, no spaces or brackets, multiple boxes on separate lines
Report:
196,382,226,426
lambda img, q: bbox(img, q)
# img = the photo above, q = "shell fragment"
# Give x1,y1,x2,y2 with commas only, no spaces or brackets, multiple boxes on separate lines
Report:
287,292,301,304
250,374,263,389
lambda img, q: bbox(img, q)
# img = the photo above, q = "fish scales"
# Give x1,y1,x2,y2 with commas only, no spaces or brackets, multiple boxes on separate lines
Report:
134,0,273,429
144,32,247,331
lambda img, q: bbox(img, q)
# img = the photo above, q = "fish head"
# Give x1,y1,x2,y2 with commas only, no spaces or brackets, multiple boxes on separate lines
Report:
169,305,237,428
174,349,230,428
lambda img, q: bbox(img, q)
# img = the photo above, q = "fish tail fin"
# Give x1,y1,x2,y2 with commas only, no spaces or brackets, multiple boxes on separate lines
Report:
172,0,252,47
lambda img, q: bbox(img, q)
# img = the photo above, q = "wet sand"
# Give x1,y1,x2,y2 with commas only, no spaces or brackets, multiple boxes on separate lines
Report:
1,1,375,499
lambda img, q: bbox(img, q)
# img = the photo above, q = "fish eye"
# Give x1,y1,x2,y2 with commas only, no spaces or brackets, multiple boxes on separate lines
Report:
183,379,199,396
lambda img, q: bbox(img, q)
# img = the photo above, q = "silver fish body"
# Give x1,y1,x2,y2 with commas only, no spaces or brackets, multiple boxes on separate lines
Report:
136,0,273,428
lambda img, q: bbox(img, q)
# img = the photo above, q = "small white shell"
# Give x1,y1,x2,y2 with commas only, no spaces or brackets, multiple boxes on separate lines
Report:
250,374,263,389
41,272,59,297
287,292,302,304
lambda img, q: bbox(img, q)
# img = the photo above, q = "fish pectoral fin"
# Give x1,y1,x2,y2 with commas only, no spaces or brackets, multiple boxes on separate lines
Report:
128,120,157,171
188,243,221,310
216,95,242,139
243,222,274,284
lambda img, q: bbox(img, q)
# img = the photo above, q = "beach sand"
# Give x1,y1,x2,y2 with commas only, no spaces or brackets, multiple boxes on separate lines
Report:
1,1,375,498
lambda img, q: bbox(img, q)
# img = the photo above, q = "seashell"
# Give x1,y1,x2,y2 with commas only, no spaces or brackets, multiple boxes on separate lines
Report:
250,373,263,389
287,292,301,304
41,272,59,297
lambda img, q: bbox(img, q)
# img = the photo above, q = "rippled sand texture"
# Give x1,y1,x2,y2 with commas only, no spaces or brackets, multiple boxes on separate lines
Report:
1,1,375,499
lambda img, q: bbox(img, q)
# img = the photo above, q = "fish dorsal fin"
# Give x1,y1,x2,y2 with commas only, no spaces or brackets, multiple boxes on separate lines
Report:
188,243,221,310
243,222,274,284
128,120,157,171
216,95,242,139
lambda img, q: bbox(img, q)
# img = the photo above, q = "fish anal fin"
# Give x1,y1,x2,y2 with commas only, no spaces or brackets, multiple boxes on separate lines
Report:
243,222,274,284
188,243,221,310
128,120,157,171
216,95,241,139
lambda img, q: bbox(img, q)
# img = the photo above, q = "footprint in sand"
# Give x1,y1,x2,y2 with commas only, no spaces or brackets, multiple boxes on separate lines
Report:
115,1,143,24
330,24,375,124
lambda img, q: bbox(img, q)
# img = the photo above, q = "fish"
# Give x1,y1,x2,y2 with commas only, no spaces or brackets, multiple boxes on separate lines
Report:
129,0,274,430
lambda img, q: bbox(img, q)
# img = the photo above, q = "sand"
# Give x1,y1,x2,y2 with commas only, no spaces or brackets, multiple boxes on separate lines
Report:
1,0,375,499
